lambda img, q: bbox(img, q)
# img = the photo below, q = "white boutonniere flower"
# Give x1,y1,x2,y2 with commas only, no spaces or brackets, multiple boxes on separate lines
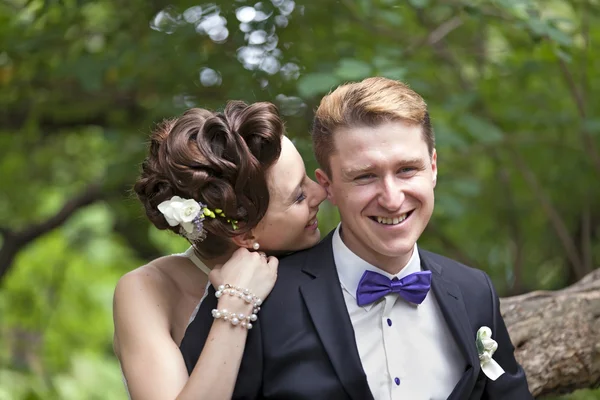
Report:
476,326,505,381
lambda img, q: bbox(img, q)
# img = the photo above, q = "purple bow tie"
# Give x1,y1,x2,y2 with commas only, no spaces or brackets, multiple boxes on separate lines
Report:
356,270,432,306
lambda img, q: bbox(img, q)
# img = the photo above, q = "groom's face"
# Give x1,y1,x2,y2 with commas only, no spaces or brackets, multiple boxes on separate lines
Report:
316,120,437,268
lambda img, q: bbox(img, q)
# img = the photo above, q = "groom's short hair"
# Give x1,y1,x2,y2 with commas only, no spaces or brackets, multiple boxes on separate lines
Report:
312,77,435,178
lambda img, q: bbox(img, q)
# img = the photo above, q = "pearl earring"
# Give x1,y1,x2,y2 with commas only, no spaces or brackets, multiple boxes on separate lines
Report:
252,242,260,250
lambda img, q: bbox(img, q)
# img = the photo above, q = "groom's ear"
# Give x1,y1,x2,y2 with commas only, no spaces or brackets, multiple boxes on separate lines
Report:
315,168,337,206
431,149,438,188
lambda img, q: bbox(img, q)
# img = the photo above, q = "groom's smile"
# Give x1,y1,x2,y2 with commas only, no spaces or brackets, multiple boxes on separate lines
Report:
370,210,413,225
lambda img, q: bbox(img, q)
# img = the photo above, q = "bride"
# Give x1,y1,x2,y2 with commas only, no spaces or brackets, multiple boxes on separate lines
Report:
113,101,326,399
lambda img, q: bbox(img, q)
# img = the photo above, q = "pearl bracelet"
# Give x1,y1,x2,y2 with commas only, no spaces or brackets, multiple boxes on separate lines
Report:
215,284,263,310
211,308,257,329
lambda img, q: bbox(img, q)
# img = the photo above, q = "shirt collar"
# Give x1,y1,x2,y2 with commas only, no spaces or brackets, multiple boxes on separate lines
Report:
332,223,421,309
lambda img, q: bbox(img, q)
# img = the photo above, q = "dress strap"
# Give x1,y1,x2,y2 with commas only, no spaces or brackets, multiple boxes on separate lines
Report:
184,247,211,276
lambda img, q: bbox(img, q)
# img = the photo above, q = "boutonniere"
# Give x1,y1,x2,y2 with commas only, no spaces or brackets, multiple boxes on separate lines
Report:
476,327,505,381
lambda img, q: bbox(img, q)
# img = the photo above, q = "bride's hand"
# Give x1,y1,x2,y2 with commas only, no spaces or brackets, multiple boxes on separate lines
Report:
209,247,278,302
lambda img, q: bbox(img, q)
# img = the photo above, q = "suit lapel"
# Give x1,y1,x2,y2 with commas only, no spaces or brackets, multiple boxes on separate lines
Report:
420,251,480,398
299,233,373,400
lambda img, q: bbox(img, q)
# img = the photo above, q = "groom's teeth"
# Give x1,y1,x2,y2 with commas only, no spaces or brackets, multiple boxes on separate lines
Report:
375,213,408,225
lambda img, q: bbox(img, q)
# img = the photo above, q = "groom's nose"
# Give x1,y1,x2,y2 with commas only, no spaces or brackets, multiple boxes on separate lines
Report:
378,176,405,211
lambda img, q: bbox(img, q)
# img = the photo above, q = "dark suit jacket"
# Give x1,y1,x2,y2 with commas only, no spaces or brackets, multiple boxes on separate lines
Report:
180,231,532,399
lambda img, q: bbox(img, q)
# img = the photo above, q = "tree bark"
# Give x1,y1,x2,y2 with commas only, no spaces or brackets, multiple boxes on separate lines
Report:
502,269,600,397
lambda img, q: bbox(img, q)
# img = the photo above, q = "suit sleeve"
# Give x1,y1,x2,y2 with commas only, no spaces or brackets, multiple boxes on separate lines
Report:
482,272,533,400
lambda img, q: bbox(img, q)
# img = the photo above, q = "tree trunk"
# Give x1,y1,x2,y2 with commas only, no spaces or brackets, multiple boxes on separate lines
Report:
502,269,600,397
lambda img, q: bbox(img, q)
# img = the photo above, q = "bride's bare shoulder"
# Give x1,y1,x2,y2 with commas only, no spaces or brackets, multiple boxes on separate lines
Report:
113,254,195,314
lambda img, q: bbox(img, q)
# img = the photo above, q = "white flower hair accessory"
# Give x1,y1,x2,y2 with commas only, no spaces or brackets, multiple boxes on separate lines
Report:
157,196,238,242
476,326,505,381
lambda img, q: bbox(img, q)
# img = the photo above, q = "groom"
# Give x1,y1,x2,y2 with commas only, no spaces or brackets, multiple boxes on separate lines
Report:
180,77,532,399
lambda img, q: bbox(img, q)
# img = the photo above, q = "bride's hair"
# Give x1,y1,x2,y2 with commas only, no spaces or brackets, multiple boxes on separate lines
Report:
134,101,284,259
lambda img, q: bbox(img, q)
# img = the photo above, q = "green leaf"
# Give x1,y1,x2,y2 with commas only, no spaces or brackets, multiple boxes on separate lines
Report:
408,0,429,9
379,67,407,81
461,115,504,144
453,179,481,197
297,72,340,98
334,59,372,81
476,336,484,355
546,26,572,46
376,10,403,27
373,55,395,70
495,0,533,20
435,194,466,218
434,126,469,150
583,119,600,135
526,18,548,37
554,48,572,63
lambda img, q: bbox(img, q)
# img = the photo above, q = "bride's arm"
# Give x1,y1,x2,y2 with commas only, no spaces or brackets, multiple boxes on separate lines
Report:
113,250,277,400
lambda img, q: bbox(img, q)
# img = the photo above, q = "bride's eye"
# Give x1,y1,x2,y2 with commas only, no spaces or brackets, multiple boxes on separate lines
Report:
296,192,307,203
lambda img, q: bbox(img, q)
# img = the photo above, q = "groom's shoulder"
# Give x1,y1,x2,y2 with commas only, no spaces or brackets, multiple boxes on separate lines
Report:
279,231,333,268
273,232,334,284
420,248,491,290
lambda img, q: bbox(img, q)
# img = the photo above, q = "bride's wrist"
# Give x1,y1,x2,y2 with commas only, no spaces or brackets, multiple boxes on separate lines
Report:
216,296,254,313
212,284,262,329
212,301,258,329
214,284,262,309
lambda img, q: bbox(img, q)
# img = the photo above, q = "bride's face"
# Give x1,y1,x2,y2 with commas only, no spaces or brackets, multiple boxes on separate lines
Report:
252,137,327,254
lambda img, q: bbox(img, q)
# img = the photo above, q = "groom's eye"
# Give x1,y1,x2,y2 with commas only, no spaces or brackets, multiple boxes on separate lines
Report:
398,167,418,176
355,173,375,181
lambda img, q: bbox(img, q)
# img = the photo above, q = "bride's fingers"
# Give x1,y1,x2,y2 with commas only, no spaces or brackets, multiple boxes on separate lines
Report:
266,256,279,270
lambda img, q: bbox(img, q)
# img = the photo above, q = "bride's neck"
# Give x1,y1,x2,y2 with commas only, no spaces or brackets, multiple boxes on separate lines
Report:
199,250,236,270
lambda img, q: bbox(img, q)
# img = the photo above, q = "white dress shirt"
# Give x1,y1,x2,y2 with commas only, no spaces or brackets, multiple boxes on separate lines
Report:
332,224,465,400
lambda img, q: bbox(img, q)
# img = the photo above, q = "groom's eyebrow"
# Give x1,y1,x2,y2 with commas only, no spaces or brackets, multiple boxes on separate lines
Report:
341,164,374,178
341,158,426,178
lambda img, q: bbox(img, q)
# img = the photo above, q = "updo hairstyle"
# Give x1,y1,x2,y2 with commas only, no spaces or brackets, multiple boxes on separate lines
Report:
134,101,284,259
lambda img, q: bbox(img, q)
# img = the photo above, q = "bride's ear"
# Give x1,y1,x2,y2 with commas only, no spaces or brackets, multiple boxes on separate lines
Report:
231,230,257,249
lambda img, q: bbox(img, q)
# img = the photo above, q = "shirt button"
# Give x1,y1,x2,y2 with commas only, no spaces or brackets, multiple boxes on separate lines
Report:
387,318,392,327
394,377,400,386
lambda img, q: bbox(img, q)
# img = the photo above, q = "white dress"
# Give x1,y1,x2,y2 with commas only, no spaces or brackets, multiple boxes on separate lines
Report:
122,247,211,399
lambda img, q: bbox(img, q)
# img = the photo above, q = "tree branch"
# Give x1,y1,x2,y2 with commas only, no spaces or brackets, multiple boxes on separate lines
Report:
113,219,164,262
426,15,464,46
0,183,104,283
581,197,593,274
339,0,466,59
556,57,600,175
507,147,586,278
494,157,526,294
502,269,600,397
414,11,473,92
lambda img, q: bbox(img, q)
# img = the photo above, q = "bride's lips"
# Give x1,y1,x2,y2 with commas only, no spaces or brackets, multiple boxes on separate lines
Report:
305,216,318,230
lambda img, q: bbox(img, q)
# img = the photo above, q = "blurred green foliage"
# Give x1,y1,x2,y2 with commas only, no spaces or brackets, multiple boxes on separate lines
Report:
0,0,598,398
